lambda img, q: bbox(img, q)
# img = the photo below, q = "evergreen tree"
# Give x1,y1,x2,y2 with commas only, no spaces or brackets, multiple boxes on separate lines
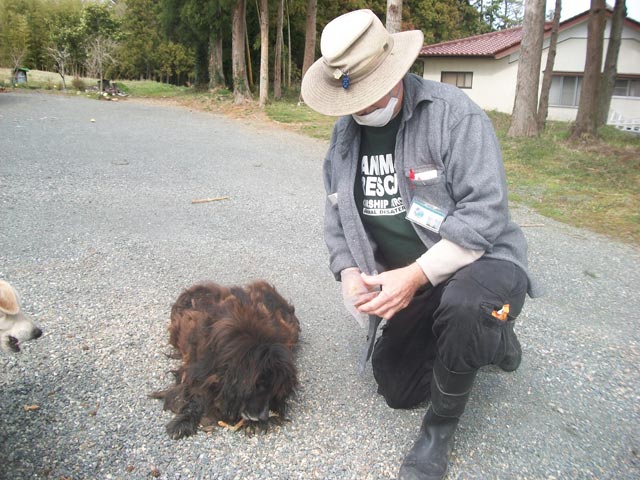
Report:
116,0,163,80
409,0,484,44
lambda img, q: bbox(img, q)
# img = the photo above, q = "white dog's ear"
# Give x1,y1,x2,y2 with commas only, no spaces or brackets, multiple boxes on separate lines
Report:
0,280,20,315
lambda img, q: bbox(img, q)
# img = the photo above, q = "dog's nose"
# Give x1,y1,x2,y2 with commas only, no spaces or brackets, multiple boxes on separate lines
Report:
8,336,20,352
33,328,43,339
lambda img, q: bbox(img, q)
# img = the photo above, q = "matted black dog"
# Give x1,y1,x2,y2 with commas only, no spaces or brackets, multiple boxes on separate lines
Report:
151,280,300,439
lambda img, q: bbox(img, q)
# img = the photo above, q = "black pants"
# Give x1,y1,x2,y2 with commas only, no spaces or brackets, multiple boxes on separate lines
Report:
371,258,528,409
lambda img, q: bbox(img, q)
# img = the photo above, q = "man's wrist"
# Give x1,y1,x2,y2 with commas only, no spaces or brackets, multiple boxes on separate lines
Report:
342,267,360,273
409,262,429,286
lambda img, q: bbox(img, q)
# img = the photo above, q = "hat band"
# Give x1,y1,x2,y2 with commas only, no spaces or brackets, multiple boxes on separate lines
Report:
323,35,395,87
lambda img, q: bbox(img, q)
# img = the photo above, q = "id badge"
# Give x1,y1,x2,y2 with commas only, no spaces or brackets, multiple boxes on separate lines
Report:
406,198,446,233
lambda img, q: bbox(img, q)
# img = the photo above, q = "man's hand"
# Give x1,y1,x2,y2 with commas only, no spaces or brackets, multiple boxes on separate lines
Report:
340,268,377,328
356,263,429,320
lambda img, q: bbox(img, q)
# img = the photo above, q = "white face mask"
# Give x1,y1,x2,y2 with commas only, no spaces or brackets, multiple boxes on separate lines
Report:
352,96,399,127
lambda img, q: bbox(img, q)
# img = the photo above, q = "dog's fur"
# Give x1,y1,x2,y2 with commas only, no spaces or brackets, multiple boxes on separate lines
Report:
151,280,300,439
0,280,42,353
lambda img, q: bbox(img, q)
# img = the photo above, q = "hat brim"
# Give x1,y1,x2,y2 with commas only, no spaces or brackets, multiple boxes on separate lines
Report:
301,30,424,117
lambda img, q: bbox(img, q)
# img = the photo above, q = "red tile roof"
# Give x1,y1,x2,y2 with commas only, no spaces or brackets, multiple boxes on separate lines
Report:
420,26,525,58
419,8,640,59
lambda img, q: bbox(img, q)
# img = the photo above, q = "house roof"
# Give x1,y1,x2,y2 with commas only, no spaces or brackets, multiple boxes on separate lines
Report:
419,8,640,59
419,26,531,59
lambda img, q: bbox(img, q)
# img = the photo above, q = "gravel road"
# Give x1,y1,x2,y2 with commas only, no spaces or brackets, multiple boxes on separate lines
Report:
1,91,638,480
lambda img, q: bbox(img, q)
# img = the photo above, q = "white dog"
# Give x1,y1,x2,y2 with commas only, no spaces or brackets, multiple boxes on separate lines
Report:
0,280,42,353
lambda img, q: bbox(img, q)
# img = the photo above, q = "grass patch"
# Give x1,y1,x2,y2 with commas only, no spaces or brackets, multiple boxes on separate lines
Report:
488,111,640,244
266,100,335,139
116,80,190,97
0,68,95,91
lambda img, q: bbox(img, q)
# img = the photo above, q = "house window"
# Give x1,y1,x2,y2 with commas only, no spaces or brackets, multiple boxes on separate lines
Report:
613,78,640,97
441,72,473,89
549,75,582,107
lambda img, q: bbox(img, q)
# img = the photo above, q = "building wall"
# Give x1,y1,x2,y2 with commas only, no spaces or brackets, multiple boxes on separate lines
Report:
552,22,640,73
421,17,640,123
616,33,640,73
422,56,519,113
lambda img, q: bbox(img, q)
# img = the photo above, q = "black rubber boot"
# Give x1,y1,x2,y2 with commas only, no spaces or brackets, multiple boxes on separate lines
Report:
398,358,476,480
497,321,521,372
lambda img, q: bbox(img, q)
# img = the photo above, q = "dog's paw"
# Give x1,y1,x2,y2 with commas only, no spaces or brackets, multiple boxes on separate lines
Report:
243,421,266,437
166,415,199,440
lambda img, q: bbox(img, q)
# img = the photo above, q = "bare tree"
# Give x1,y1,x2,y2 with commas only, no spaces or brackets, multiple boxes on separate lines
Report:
301,0,317,79
570,0,606,139
86,36,117,90
507,0,546,137
386,0,403,33
274,0,284,99
48,45,71,91
258,0,269,107
536,0,562,130
597,0,626,127
232,0,252,103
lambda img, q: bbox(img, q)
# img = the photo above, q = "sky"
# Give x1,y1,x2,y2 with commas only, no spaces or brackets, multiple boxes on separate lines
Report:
545,0,640,22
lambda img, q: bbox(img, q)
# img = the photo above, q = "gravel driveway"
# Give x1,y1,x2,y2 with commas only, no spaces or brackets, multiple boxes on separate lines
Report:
1,91,638,480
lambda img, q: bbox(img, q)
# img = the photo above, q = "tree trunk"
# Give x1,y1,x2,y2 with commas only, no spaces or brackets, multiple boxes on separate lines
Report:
286,0,291,88
597,0,626,127
58,71,67,91
258,0,269,107
232,0,252,103
245,15,254,90
301,0,317,79
536,0,562,131
507,0,546,137
386,0,403,33
209,32,226,89
194,41,210,88
571,0,606,139
97,38,104,90
274,0,284,99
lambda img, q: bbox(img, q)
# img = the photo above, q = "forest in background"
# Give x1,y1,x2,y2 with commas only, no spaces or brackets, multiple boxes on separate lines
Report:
0,0,527,94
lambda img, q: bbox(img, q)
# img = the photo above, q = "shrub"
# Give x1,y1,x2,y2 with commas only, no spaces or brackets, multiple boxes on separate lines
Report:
72,77,86,91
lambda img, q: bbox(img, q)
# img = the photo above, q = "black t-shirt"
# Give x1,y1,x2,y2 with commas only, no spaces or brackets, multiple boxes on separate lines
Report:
354,112,427,270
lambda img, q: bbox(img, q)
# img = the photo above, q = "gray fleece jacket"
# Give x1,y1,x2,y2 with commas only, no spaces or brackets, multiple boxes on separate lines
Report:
323,74,542,298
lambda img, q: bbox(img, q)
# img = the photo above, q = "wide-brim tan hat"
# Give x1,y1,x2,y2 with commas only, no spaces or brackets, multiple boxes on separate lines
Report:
301,9,424,117
0,280,20,315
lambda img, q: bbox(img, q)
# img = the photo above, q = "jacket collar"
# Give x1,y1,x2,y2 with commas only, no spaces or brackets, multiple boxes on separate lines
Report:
337,74,433,157
401,73,434,121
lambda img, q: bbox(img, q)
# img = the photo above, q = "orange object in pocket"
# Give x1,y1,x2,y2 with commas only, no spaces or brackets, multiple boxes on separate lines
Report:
491,304,510,321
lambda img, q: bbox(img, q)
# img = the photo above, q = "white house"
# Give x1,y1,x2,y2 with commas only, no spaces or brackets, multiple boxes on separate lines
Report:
419,9,640,124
